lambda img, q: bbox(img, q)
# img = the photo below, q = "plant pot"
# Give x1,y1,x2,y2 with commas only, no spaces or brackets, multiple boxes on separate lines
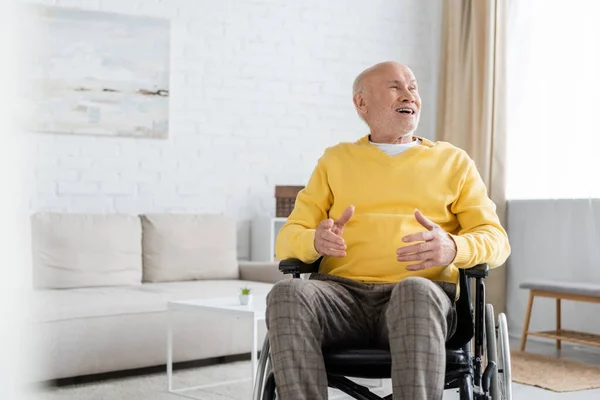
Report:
239,294,252,305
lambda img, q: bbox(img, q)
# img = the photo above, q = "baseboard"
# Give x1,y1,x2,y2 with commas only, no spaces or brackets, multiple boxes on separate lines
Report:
43,352,254,387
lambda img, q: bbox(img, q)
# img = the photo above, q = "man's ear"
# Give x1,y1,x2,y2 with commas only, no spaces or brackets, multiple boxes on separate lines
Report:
353,92,367,115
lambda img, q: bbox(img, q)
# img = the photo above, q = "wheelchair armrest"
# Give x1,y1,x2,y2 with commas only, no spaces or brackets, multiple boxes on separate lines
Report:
464,263,489,279
278,258,321,275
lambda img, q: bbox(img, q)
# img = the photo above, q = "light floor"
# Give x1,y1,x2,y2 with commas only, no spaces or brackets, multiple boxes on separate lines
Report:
33,339,600,400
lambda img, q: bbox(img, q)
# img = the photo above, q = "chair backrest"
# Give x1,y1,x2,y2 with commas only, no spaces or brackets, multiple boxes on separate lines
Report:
446,269,475,349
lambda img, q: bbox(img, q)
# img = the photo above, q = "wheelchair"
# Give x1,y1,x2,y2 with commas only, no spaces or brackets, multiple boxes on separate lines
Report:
252,258,512,400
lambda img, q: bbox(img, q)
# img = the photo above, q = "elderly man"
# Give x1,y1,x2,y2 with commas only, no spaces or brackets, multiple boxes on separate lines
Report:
265,61,510,400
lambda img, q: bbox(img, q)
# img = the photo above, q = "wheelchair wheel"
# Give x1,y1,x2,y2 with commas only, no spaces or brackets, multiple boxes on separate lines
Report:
485,304,499,399
497,313,512,400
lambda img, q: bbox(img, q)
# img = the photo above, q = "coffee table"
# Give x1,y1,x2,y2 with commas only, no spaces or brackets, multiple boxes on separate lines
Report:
167,296,266,399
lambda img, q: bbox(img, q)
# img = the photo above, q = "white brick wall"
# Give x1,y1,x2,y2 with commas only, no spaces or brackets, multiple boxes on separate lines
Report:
27,0,442,258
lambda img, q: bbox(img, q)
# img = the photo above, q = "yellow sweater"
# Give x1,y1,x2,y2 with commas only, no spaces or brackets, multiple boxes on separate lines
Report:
275,135,511,287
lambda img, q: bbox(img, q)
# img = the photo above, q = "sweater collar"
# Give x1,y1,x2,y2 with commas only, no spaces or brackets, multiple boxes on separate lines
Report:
357,134,434,147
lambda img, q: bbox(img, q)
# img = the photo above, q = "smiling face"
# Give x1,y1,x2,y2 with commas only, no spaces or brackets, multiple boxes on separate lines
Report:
353,62,421,143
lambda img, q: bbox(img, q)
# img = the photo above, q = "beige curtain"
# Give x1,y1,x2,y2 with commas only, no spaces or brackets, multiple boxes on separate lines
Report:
436,0,509,314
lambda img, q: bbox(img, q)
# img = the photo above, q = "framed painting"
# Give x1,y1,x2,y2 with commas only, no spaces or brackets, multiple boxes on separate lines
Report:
25,6,170,139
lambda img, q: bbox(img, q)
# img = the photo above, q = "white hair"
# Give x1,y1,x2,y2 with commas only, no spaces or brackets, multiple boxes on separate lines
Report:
352,72,367,95
352,71,369,122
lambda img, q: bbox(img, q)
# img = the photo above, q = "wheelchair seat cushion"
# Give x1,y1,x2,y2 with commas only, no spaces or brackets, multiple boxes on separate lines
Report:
323,348,469,380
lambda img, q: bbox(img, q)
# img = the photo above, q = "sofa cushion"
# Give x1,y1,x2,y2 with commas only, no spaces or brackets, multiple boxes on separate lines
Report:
31,213,142,289
141,214,239,282
33,285,167,322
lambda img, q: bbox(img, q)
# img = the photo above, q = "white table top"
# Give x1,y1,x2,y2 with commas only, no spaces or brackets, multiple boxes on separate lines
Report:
168,296,267,321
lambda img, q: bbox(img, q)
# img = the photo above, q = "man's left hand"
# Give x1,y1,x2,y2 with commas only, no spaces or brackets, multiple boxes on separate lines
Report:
396,209,457,271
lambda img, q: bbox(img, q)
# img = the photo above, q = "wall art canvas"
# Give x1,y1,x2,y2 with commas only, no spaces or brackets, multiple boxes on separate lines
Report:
26,6,170,139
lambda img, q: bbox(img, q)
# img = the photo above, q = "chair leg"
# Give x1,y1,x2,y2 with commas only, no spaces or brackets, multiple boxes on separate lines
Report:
556,298,562,350
520,291,535,351
459,374,474,400
261,372,276,400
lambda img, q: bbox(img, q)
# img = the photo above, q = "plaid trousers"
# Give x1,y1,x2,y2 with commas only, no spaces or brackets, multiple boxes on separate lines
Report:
265,273,457,400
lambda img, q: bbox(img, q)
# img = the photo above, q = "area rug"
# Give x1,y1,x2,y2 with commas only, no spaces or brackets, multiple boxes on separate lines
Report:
511,350,600,392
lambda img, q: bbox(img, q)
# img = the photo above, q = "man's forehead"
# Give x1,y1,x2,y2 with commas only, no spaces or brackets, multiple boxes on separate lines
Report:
372,64,416,82
387,78,417,84
383,68,416,82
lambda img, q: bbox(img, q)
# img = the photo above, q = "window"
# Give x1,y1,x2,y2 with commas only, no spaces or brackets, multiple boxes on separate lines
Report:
506,0,600,199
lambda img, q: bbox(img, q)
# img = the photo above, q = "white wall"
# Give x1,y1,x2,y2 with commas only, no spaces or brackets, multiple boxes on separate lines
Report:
27,0,442,259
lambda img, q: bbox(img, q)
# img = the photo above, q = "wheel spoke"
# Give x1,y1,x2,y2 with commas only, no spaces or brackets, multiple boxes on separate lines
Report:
498,313,512,400
485,304,500,399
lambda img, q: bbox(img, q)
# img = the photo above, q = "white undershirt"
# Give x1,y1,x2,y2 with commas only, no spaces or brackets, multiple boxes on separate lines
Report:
369,137,422,156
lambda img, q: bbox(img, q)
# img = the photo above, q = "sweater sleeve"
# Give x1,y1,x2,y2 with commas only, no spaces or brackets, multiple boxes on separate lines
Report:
449,160,511,269
275,153,333,263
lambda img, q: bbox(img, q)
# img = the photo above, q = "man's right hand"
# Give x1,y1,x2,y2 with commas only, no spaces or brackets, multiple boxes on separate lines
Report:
314,206,355,257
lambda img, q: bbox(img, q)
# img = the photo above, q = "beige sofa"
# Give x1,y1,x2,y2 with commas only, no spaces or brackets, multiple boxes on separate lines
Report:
30,213,284,382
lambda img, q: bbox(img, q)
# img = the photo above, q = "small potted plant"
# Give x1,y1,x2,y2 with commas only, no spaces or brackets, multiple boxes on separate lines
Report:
239,287,252,305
